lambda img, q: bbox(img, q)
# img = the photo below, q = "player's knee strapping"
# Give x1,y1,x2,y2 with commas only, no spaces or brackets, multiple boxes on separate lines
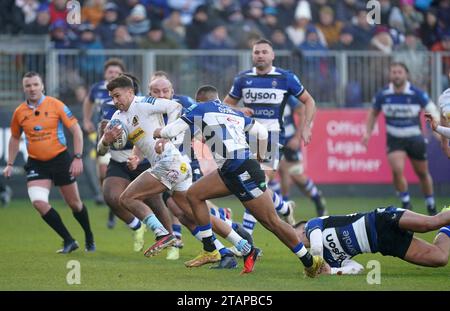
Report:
28,186,50,203
288,163,304,175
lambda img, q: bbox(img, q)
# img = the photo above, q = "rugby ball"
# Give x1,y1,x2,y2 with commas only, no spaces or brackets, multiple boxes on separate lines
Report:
108,119,128,150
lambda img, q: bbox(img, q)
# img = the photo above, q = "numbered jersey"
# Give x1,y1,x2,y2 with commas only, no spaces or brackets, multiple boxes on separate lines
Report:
305,211,378,268
180,99,254,171
110,96,182,166
228,66,304,133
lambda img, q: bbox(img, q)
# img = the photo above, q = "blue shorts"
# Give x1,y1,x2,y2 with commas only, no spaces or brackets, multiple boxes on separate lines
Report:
218,159,267,202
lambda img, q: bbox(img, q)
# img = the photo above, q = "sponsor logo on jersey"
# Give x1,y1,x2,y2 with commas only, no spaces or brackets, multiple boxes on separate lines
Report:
253,109,275,117
132,115,139,126
128,127,145,144
341,230,358,255
325,233,347,263
33,125,43,131
226,117,240,124
244,89,277,102
180,162,188,174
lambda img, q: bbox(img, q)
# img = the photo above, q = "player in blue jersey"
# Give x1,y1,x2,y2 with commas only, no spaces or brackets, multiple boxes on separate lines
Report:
83,58,125,228
295,206,450,275
362,62,441,216
148,74,249,268
223,38,318,235
278,96,327,216
154,85,325,277
97,73,173,252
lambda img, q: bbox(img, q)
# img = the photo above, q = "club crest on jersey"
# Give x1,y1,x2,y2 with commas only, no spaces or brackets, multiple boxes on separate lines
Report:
271,80,277,88
128,127,145,144
132,115,139,126
180,162,188,174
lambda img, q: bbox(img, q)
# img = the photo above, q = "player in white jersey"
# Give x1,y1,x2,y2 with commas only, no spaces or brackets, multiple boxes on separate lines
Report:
295,206,450,275
96,74,171,252
148,76,252,268
425,72,450,156
98,75,189,257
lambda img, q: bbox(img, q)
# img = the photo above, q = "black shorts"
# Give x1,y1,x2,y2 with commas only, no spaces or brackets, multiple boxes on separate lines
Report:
281,146,302,162
218,159,267,202
105,159,151,181
387,135,427,161
375,206,413,259
24,150,75,186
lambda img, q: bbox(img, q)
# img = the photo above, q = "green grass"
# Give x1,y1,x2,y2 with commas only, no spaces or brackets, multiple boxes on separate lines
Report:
0,196,449,291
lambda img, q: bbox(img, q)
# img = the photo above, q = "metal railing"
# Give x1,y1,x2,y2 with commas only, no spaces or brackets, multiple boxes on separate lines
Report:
0,48,448,108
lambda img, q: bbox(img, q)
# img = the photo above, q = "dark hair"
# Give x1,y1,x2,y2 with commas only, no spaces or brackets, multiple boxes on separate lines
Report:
104,58,126,73
253,38,273,47
107,74,135,92
195,85,218,102
23,71,43,80
294,221,307,229
390,62,409,74
122,73,140,94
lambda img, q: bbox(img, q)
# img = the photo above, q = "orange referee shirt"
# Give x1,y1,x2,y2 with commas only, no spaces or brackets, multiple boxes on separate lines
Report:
10,96,78,161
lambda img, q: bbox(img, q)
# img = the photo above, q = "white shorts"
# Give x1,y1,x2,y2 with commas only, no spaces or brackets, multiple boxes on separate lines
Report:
97,152,111,166
149,148,192,192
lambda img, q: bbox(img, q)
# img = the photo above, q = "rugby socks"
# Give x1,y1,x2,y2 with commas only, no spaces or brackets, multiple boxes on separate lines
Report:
190,227,202,241
143,214,169,238
42,207,74,243
242,209,257,235
268,179,281,196
399,191,410,204
292,242,314,267
273,192,290,216
197,223,216,252
72,204,94,243
438,226,450,238
172,224,182,240
210,206,233,227
425,195,435,207
127,217,142,231
226,230,251,256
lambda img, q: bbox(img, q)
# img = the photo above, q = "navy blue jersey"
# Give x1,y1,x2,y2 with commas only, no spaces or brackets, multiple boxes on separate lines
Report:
228,66,304,133
373,82,429,138
305,211,378,268
89,80,115,123
181,99,254,172
281,95,301,142
162,94,199,169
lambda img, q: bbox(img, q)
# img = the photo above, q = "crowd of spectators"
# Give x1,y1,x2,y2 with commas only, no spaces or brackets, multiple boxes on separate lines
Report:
1,0,449,106
0,0,448,53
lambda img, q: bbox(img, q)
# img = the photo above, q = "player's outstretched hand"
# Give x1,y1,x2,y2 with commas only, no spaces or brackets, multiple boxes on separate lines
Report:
425,112,438,131
153,128,162,139
155,139,168,154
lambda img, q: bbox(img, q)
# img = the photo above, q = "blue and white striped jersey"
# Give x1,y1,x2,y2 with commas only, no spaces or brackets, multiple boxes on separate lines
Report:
305,211,378,268
281,95,301,142
180,99,254,172
373,82,429,138
89,80,114,122
228,66,304,133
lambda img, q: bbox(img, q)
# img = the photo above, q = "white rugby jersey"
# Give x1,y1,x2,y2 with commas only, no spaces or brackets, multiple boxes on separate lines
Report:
438,88,450,122
110,96,182,165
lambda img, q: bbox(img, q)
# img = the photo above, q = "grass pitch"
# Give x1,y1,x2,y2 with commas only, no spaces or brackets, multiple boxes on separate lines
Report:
0,196,449,291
